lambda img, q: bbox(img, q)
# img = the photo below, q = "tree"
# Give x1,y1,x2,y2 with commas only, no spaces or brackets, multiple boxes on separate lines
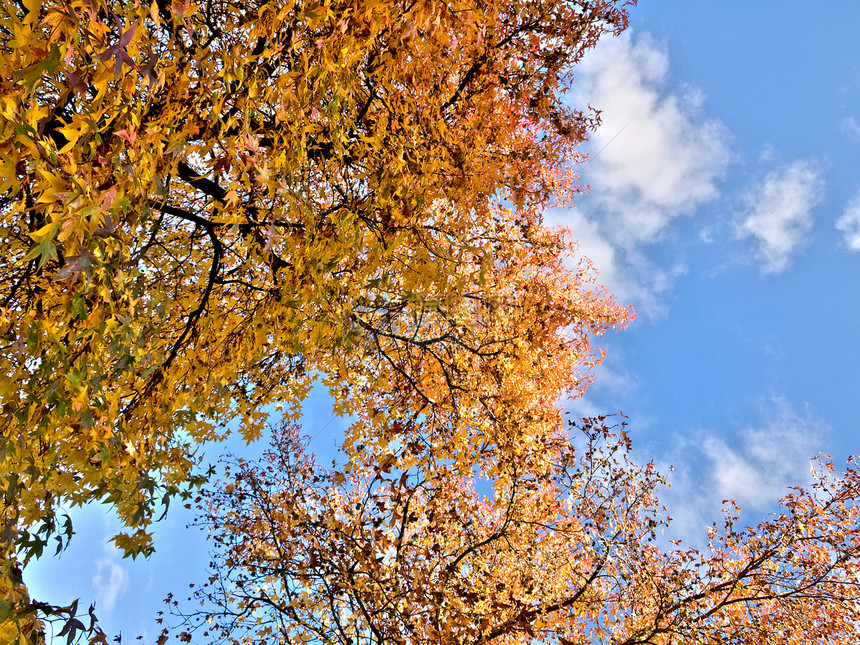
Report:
1,0,635,639
0,0,634,571
173,418,860,645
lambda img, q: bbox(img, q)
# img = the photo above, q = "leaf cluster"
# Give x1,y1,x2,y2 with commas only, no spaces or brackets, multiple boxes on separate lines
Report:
1,0,632,563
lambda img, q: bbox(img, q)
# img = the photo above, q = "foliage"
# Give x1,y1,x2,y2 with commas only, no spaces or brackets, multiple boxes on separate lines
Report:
6,1,860,643
0,0,634,566
0,555,45,645
173,418,860,645
0,551,111,644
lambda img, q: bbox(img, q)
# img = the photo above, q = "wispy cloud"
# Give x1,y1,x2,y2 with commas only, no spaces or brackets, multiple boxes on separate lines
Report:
553,31,731,316
661,396,827,546
841,116,860,141
735,160,825,274
92,546,130,612
702,405,823,511
835,188,860,251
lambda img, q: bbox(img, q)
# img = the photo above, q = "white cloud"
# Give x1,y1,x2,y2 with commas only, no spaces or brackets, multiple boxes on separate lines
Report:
841,116,860,140
574,32,731,244
552,31,731,316
661,396,827,546
92,549,130,612
736,160,825,274
835,188,860,251
554,208,625,300
702,400,823,510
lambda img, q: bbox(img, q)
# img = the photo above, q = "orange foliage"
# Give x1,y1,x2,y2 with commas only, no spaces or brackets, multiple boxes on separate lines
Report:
178,419,860,645
1,0,632,563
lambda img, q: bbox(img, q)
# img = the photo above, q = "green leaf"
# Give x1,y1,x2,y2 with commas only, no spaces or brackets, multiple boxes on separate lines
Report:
23,238,58,268
13,44,61,91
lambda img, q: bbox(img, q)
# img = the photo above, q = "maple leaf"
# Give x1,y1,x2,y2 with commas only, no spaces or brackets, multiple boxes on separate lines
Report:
93,19,138,78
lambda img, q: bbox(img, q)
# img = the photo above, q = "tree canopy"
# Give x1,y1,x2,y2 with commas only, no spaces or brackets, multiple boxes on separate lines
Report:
8,1,860,644
176,418,860,645
1,0,634,568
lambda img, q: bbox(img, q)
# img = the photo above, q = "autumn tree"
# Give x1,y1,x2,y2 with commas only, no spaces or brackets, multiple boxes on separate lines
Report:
1,0,634,571
172,418,860,645
0,0,637,640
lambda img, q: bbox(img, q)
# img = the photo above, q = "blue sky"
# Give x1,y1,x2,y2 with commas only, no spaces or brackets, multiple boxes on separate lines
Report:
25,1,860,641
